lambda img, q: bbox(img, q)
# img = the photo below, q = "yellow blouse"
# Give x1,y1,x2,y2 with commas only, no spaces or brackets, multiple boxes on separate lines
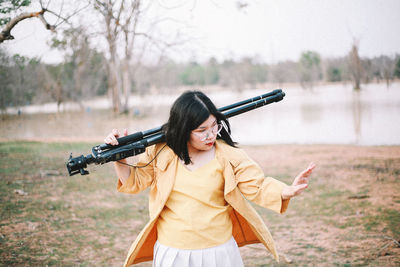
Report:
156,157,233,249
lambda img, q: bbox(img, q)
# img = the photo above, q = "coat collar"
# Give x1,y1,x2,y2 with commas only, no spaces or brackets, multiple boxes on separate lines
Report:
215,140,238,195
155,140,237,195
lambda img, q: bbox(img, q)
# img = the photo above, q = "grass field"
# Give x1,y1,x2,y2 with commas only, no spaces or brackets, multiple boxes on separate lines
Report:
0,141,399,266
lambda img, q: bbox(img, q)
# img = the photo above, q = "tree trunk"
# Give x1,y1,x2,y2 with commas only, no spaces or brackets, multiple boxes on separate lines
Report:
349,43,362,90
74,58,86,110
108,58,120,113
56,80,63,114
102,1,123,114
121,58,131,113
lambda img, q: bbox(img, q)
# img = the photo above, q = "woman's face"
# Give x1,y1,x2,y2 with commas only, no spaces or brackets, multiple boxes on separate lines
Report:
188,115,218,153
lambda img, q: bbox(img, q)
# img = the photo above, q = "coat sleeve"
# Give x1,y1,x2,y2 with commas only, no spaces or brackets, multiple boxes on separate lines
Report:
117,145,156,194
232,149,290,213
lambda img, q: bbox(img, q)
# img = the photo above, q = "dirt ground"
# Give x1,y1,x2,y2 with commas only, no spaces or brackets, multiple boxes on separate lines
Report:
239,144,400,266
0,142,399,266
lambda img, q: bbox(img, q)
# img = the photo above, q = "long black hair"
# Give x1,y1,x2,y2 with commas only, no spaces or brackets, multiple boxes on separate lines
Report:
163,91,236,164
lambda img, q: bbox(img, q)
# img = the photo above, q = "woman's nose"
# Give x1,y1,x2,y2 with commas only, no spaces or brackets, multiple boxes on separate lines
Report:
206,130,216,140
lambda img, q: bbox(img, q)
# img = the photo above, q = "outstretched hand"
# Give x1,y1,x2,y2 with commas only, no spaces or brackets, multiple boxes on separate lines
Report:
281,162,316,200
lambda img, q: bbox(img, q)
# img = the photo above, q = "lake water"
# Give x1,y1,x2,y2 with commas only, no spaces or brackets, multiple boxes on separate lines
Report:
224,83,400,146
1,82,400,146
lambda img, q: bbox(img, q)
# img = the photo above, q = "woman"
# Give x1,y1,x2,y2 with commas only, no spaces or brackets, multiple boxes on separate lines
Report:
105,91,315,267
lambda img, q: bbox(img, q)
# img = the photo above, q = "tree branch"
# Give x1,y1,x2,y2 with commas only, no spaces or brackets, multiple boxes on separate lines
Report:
0,10,47,43
0,1,89,44
38,10,56,31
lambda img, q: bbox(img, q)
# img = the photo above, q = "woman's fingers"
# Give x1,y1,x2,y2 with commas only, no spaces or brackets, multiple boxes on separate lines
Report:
104,128,129,145
300,162,316,177
282,183,308,199
284,163,316,199
294,162,316,183
298,177,309,185
294,183,308,194
292,183,308,197
104,129,120,145
306,162,316,174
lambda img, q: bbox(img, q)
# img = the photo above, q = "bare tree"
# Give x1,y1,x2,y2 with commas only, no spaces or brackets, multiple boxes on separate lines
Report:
93,0,128,113
38,65,64,112
0,0,87,44
120,0,141,113
50,27,95,106
348,40,363,90
270,60,299,86
92,0,189,113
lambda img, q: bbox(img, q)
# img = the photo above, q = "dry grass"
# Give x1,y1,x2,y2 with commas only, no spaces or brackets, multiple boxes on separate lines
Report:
241,144,400,266
0,142,399,266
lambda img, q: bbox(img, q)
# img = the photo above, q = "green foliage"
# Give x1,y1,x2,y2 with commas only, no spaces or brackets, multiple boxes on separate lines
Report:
0,0,32,26
1,40,399,110
0,17,10,25
49,37,68,50
205,58,220,84
50,27,109,99
248,63,268,84
0,48,12,110
394,56,400,78
299,50,322,88
176,57,269,90
327,66,342,82
300,50,321,69
179,61,206,86
1,41,109,111
0,50,39,109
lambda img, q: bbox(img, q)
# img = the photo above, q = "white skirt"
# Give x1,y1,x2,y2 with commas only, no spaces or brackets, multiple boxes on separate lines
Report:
153,236,244,267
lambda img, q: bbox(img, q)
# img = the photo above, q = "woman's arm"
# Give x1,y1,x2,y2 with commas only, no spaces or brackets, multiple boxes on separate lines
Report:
104,129,155,194
232,150,288,213
232,149,315,213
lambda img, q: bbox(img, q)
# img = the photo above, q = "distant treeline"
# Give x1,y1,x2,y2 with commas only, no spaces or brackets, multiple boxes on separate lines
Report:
1,47,399,112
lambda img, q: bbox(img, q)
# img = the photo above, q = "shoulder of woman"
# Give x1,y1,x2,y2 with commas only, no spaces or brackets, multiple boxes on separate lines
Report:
144,142,175,165
216,139,249,162
146,142,170,156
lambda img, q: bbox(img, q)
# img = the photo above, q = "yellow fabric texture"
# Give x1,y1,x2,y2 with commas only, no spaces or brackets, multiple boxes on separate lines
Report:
157,158,232,249
117,140,290,266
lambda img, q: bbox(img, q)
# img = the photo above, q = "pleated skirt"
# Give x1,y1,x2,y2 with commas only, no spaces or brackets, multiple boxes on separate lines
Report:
153,236,244,267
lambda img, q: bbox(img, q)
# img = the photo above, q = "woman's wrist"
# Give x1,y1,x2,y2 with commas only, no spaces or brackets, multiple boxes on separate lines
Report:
281,185,291,200
114,159,131,184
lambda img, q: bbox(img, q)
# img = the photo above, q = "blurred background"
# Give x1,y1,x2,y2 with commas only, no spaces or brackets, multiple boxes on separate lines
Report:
1,1,400,266
0,0,399,145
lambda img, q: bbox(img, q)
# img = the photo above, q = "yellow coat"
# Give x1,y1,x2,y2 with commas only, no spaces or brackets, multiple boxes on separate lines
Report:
117,140,290,266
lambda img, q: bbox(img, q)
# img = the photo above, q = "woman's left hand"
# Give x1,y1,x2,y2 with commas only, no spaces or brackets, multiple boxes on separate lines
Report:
281,162,316,200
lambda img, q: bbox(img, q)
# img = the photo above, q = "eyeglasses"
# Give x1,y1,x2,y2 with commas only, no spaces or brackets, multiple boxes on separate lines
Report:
192,123,223,141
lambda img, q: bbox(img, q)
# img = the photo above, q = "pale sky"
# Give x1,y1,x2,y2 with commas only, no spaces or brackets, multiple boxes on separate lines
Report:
3,0,400,64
